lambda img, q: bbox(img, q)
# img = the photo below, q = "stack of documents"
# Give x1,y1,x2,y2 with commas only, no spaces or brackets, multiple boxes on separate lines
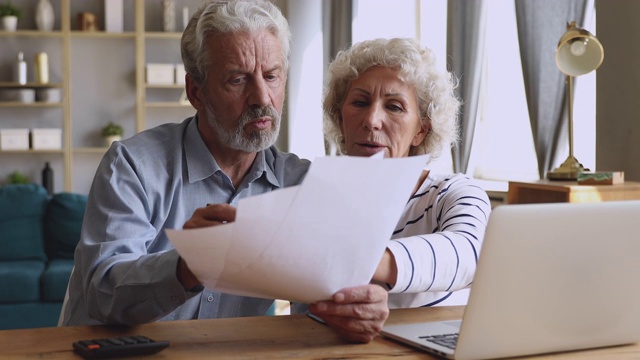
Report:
167,154,428,303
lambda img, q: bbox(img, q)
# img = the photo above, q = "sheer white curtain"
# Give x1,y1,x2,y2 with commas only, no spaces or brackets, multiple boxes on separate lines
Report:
469,1,539,181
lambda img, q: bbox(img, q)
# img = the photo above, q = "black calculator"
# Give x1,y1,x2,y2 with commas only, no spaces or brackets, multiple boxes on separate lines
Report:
72,335,169,359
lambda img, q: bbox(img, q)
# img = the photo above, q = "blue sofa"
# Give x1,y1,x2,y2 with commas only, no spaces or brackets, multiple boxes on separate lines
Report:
0,184,86,330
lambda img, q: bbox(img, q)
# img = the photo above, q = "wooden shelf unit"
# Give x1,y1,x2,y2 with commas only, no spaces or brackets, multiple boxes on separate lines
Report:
0,0,199,193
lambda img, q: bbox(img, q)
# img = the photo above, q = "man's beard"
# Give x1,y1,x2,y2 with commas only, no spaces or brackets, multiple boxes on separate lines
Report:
204,101,280,153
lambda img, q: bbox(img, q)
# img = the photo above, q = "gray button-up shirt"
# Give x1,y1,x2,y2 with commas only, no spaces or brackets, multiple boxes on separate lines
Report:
61,116,310,326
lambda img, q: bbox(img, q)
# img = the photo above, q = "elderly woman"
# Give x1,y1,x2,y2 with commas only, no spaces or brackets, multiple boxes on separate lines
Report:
320,37,492,308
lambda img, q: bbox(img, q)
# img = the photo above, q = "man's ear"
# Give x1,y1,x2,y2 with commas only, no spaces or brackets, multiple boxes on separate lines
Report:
185,74,204,110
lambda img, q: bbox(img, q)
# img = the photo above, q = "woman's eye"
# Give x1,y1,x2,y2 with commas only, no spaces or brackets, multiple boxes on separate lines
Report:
352,100,368,107
387,104,403,112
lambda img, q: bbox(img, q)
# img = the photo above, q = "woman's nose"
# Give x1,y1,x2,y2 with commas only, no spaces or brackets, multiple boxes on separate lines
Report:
363,104,383,131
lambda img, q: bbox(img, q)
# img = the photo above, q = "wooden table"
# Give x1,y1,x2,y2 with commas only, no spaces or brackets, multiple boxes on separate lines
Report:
508,180,640,204
1,306,639,359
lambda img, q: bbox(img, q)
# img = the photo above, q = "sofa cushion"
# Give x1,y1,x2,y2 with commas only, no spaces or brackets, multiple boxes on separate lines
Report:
45,192,87,259
0,261,45,303
41,258,74,302
0,184,48,262
0,302,63,330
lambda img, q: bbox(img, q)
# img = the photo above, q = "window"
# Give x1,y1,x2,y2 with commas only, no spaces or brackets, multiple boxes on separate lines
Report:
350,0,596,181
471,1,596,181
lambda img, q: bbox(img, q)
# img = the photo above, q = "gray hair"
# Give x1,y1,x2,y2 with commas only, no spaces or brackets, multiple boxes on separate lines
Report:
323,38,460,158
181,0,291,84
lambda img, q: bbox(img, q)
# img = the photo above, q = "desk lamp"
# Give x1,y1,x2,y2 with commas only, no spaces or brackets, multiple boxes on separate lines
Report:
547,21,604,180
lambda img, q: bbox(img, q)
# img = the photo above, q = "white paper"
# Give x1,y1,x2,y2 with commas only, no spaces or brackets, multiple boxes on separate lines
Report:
166,154,429,303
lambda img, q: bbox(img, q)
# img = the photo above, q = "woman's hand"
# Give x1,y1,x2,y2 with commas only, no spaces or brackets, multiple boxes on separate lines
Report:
308,284,389,343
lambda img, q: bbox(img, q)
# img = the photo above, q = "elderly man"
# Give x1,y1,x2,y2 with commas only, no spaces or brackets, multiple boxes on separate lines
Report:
59,0,387,343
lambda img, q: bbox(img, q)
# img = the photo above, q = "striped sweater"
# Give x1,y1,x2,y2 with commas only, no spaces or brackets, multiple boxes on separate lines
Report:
386,172,491,308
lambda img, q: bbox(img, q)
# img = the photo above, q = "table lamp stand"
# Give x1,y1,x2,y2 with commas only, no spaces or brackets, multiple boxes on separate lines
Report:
547,75,589,180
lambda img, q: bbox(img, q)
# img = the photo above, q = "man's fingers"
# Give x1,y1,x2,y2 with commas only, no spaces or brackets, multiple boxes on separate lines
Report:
203,203,237,222
183,204,236,229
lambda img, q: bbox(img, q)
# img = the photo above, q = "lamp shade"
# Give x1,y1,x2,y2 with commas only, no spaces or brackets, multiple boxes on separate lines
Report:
555,22,604,77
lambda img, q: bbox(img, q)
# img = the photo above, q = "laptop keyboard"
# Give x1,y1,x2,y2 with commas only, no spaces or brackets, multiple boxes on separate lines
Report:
419,333,459,349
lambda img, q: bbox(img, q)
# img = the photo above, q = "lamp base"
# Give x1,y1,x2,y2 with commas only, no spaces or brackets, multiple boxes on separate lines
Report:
547,155,590,181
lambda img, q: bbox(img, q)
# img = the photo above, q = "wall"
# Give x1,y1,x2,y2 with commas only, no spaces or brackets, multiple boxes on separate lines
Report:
596,0,640,181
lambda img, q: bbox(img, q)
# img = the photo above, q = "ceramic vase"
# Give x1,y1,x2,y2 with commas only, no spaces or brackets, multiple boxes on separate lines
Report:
2,16,18,32
104,135,121,147
162,0,176,32
35,0,55,31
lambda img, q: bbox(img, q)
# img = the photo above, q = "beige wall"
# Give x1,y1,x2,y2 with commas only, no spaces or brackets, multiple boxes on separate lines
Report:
596,0,640,181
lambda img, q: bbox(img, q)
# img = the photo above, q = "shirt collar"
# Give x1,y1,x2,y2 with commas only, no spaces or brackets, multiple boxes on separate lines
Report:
184,115,281,188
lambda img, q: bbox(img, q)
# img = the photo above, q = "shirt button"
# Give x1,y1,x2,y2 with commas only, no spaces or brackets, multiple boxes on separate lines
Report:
207,295,214,302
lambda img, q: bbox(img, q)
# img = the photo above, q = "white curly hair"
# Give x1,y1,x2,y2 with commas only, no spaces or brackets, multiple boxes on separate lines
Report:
323,38,460,158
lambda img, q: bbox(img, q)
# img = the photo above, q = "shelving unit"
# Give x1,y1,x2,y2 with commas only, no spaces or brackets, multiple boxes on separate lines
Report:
0,0,198,194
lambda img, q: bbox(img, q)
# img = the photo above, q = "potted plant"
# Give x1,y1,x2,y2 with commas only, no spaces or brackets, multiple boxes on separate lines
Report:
0,1,21,32
101,122,124,147
7,171,29,184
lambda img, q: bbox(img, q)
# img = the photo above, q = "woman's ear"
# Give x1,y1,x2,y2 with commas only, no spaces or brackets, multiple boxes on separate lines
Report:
185,74,204,111
411,119,430,147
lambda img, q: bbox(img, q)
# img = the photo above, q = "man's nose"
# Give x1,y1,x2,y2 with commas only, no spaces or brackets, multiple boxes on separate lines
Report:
248,77,270,108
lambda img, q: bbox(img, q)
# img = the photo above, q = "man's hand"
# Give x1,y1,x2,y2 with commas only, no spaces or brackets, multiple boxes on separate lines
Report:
183,203,236,229
177,204,237,290
308,284,389,343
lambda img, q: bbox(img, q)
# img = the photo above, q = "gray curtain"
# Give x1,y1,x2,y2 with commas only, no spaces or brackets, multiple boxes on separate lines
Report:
447,0,487,174
322,0,352,155
515,0,593,179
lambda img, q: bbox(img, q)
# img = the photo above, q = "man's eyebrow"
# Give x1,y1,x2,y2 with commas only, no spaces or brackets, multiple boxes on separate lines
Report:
264,65,283,73
223,65,282,75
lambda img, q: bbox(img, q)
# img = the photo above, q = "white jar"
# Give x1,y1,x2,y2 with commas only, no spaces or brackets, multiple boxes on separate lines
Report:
35,0,55,31
14,52,27,85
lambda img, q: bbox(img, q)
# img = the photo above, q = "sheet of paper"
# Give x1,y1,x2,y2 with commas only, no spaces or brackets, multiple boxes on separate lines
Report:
167,154,429,303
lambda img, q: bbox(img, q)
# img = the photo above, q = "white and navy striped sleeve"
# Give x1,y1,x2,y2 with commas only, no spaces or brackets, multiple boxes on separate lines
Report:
387,173,491,295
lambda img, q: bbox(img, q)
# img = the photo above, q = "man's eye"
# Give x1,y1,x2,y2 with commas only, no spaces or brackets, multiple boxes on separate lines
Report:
230,77,245,85
265,74,278,81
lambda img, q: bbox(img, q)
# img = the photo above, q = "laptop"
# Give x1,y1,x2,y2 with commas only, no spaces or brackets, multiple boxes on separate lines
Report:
381,200,640,360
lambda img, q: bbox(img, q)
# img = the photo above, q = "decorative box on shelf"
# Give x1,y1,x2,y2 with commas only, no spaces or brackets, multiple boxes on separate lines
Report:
0,129,30,150
0,89,36,103
146,63,175,85
35,88,62,103
31,128,62,150
105,0,124,33
175,64,186,85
